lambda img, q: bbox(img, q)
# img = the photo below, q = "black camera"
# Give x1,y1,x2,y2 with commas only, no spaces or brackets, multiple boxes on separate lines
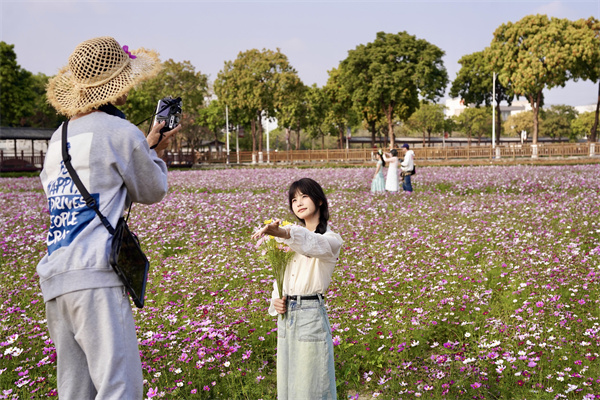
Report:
153,96,182,134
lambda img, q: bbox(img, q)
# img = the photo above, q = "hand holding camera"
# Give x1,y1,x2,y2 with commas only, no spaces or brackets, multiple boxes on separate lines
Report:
147,96,182,156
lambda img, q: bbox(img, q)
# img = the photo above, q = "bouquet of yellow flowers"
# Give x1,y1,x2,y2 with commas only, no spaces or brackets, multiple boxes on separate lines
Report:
257,219,295,303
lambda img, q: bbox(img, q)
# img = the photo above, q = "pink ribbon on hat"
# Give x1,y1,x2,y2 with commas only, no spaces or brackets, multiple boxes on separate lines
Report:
122,45,137,59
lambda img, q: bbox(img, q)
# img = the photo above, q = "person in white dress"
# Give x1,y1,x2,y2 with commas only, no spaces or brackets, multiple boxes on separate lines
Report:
383,148,399,192
252,178,342,400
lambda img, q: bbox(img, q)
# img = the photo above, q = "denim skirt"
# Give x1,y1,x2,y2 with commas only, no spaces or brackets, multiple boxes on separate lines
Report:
277,295,337,400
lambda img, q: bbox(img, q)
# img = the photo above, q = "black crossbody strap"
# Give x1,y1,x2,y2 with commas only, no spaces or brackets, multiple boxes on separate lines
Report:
61,120,116,235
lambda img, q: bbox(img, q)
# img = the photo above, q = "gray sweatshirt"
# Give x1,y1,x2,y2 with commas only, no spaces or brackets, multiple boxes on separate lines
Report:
37,112,168,302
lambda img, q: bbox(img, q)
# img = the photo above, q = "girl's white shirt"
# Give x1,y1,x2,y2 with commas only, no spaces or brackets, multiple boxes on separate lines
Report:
268,225,343,316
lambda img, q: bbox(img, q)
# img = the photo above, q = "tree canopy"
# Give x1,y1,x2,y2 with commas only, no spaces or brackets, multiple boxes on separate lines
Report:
490,14,596,144
450,49,514,144
571,111,597,141
122,59,209,153
503,111,534,138
540,105,578,140
567,17,600,142
339,31,448,148
453,106,493,144
406,102,447,147
1,42,36,127
214,48,302,153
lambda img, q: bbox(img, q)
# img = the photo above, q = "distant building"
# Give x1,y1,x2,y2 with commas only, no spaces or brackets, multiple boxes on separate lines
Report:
0,127,53,155
574,104,597,114
444,98,532,121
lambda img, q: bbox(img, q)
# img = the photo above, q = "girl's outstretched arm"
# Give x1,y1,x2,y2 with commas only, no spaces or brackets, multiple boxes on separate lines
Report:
251,219,290,241
281,225,342,261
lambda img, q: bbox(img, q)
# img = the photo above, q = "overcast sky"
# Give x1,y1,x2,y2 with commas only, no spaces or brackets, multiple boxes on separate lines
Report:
1,0,599,107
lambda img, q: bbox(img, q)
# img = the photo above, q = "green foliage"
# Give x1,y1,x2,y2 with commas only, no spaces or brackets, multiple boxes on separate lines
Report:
490,15,599,143
571,111,597,141
277,83,309,150
450,51,493,107
568,17,600,142
406,102,447,144
450,50,514,144
540,105,578,140
453,106,493,142
197,99,226,142
23,73,66,129
304,84,334,148
0,42,36,126
339,31,448,148
324,67,358,149
122,59,209,150
214,48,303,152
503,111,534,137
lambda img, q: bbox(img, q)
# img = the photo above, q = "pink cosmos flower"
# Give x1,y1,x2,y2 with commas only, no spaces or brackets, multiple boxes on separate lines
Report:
146,387,158,398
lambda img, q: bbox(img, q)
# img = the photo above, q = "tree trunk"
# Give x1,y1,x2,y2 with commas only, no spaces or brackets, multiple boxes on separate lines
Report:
258,114,263,153
590,80,600,143
529,92,542,145
495,102,502,146
296,122,301,150
386,104,395,148
321,130,325,149
422,130,426,147
369,120,377,148
251,119,257,153
427,129,432,147
339,125,344,149
285,128,291,151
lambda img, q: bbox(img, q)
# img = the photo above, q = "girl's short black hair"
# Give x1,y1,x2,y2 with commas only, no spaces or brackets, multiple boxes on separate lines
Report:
391,149,398,157
288,178,329,235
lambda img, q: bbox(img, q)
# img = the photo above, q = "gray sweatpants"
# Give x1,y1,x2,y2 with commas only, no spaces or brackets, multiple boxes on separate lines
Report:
45,286,143,400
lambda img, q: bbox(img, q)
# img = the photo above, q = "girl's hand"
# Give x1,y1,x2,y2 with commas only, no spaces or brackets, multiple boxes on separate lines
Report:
251,219,290,241
273,297,287,314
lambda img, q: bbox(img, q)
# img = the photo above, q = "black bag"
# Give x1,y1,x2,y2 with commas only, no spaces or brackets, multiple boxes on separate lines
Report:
109,217,149,308
61,121,149,308
402,165,416,177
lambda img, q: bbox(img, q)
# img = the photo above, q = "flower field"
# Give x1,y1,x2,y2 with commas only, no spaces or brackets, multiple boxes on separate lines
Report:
1,164,600,399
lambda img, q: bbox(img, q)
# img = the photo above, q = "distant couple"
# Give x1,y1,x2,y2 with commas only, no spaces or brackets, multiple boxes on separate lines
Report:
371,143,414,193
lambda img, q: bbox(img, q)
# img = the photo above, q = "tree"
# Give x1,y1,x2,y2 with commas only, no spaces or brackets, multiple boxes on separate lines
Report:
323,67,358,149
122,59,209,152
19,73,66,129
454,106,493,144
197,99,226,146
449,49,514,145
277,83,308,151
568,17,600,142
503,111,534,138
406,102,447,146
214,48,302,154
340,31,448,148
0,42,36,126
304,84,333,150
540,105,578,140
490,15,591,144
571,111,596,141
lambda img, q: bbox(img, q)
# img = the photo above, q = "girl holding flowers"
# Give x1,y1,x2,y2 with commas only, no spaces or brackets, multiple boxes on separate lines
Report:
252,178,343,400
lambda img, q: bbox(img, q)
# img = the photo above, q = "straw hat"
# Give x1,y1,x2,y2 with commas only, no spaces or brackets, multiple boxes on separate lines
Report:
47,36,161,118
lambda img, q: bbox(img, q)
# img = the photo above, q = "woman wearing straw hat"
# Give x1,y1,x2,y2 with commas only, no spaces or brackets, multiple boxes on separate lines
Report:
37,36,180,399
